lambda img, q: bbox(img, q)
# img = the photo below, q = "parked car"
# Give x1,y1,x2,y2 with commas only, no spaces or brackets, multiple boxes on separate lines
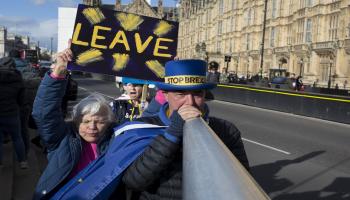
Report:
38,61,52,77
270,77,295,89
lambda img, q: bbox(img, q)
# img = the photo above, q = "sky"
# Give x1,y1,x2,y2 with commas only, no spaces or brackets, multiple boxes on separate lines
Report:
0,0,178,51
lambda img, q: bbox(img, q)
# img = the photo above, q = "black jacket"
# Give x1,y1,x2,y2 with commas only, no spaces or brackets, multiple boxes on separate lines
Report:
0,58,25,117
122,113,249,200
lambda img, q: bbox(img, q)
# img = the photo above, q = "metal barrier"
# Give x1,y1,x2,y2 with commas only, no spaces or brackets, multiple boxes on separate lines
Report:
183,118,270,200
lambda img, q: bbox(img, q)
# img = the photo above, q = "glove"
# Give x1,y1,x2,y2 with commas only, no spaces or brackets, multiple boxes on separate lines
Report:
166,110,185,138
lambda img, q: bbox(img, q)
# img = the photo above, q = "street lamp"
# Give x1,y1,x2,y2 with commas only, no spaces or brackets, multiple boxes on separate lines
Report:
246,59,249,79
278,60,282,76
224,55,231,74
201,42,209,64
50,37,53,58
328,58,333,89
278,57,287,77
298,58,304,77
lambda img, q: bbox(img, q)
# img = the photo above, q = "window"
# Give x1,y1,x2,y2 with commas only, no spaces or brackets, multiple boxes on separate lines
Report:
219,0,224,14
287,25,292,45
270,27,275,47
206,11,209,24
218,21,223,35
289,0,294,15
246,33,251,50
248,9,252,25
208,10,211,23
306,0,312,7
216,40,221,52
232,0,236,10
272,0,277,18
305,18,312,43
280,0,284,16
230,17,234,32
329,14,339,40
297,19,304,44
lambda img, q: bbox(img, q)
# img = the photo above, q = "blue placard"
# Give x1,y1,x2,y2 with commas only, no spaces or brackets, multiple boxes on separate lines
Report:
67,4,178,82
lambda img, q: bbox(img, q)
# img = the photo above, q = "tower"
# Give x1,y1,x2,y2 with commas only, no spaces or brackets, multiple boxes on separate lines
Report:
158,0,163,18
83,0,102,6
115,0,122,11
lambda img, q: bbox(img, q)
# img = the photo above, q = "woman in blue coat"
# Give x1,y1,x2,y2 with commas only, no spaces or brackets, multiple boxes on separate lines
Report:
32,47,116,199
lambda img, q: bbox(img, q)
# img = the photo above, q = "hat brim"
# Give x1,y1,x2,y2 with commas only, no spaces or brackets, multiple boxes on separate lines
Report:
155,82,216,91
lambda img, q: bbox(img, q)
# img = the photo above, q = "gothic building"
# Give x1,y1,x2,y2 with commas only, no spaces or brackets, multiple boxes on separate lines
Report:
177,0,350,88
83,0,178,21
83,0,102,6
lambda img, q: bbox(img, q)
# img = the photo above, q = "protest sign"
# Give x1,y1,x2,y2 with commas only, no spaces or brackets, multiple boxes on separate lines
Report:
68,4,178,82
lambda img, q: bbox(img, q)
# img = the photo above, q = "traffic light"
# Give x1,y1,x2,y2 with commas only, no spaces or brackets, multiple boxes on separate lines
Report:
224,55,231,62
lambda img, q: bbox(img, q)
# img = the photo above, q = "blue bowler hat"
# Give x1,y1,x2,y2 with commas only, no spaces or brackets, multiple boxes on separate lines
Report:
122,77,155,85
156,59,216,91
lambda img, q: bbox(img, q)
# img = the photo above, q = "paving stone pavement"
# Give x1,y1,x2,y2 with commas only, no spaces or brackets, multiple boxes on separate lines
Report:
0,129,47,200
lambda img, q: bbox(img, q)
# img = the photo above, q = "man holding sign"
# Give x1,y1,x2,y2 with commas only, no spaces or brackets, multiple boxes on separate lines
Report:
118,59,250,199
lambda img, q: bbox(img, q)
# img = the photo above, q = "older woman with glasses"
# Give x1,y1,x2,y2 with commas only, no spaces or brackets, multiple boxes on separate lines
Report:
32,47,116,200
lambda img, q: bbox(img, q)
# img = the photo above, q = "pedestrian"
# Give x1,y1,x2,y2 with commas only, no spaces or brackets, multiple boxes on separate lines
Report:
206,61,220,83
9,49,41,154
119,59,250,199
344,80,348,89
31,47,116,199
142,89,167,117
296,76,303,91
0,57,28,169
335,83,339,90
111,77,150,124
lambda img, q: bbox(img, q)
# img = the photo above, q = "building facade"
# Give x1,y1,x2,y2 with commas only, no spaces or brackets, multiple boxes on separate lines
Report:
0,26,30,58
83,0,102,6
178,0,350,88
84,0,178,21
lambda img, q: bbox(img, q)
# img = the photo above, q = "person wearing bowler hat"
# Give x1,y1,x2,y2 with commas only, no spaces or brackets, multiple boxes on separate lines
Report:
118,59,250,200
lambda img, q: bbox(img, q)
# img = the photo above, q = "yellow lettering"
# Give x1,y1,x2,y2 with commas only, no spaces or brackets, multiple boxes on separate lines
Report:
134,33,153,53
179,77,184,83
72,23,89,46
91,25,111,49
153,38,173,58
109,30,130,51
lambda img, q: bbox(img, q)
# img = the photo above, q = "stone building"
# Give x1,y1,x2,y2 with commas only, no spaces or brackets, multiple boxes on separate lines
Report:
84,0,178,21
0,26,30,58
83,0,102,6
177,0,350,88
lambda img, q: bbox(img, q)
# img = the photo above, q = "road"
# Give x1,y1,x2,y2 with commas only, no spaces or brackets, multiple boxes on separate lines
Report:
74,76,350,200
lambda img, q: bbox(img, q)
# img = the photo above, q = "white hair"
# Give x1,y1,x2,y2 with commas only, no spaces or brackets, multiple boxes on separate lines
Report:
72,93,114,124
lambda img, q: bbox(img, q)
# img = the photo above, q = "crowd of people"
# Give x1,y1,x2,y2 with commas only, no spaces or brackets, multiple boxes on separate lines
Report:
0,49,43,170
0,44,249,199
0,39,253,199
6,43,343,199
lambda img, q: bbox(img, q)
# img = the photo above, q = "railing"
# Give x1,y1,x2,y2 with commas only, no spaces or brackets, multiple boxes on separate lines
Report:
183,118,270,200
275,46,290,53
312,41,334,50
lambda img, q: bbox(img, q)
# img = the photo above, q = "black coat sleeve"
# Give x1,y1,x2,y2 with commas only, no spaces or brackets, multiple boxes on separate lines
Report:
209,117,250,171
122,134,180,191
